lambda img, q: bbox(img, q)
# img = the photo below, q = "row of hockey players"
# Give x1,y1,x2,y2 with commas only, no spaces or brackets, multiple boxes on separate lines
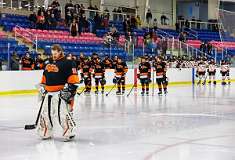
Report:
19,52,123,71
78,54,168,96
196,59,231,85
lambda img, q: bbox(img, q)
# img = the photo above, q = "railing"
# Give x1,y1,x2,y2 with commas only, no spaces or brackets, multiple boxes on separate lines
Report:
178,20,222,31
14,25,38,52
184,28,198,39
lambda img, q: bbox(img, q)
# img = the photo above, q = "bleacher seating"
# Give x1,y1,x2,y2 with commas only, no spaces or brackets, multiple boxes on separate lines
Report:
0,37,29,59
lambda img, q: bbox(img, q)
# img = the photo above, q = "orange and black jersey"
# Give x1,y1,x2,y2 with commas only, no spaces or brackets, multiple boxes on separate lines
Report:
103,58,113,69
115,62,128,76
153,61,167,74
139,62,151,74
35,58,44,70
41,57,79,92
81,61,93,76
21,56,34,70
112,59,118,69
93,62,105,77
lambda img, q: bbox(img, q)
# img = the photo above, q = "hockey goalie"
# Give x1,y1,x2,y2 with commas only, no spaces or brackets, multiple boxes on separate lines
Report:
37,44,79,141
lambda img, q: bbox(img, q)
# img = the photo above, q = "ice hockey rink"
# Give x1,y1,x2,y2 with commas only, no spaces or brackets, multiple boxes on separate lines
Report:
0,85,235,160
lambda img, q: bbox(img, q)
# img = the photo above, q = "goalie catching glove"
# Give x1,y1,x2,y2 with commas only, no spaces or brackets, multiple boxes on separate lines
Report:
59,84,78,103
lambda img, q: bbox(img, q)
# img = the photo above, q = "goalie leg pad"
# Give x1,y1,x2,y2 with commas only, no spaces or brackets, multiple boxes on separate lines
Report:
37,95,53,139
59,99,76,140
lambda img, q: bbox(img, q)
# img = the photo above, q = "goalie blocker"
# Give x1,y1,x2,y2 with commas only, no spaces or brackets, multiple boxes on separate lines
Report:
36,44,79,141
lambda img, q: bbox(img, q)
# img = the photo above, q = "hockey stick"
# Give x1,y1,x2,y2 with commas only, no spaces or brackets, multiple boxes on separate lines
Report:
127,84,135,97
106,77,122,96
77,87,86,96
152,70,155,96
24,95,46,130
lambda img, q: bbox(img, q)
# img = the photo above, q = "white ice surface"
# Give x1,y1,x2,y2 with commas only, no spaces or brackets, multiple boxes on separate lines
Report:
0,85,235,160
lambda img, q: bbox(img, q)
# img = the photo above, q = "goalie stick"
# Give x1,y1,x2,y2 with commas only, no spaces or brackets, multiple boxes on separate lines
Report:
24,95,46,130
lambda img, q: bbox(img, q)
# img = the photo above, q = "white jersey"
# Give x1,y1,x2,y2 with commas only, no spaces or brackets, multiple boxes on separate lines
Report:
221,64,229,72
208,63,216,72
197,63,206,72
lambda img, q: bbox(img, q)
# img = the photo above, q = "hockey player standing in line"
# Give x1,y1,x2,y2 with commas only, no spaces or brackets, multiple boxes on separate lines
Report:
196,59,207,85
138,56,151,95
220,60,231,85
20,52,35,70
93,57,106,94
38,44,79,141
80,57,93,94
114,57,128,95
207,59,216,85
153,56,168,95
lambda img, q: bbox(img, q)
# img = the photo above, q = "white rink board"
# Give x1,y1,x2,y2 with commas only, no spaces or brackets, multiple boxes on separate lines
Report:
0,68,234,92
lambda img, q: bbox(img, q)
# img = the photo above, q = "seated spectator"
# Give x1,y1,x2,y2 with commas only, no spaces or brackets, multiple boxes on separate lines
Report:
10,52,20,70
70,19,78,37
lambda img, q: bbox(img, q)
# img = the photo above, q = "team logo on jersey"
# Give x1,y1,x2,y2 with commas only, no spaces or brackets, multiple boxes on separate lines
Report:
45,64,59,72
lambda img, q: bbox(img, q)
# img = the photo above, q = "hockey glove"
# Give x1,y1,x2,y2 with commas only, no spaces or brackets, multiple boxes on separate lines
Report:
60,84,78,103
113,78,117,84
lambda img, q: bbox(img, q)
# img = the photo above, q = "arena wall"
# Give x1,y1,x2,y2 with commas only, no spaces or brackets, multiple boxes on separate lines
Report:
0,68,234,95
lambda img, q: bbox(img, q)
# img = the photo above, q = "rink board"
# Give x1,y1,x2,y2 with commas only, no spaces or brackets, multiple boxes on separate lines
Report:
0,68,234,95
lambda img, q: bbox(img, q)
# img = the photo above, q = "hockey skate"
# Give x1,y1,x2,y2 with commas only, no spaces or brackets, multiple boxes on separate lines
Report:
95,90,99,95
146,91,149,96
121,90,125,95
164,89,168,95
101,90,104,94
141,91,145,96
213,81,216,85
158,91,163,96
116,91,121,95
221,82,226,85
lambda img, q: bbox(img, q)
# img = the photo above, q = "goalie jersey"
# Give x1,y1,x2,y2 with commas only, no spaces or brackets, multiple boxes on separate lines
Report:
41,57,79,92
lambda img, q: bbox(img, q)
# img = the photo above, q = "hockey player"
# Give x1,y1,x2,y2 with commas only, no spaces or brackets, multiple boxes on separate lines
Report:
38,44,79,141
20,52,35,70
103,55,113,69
153,56,168,95
207,59,216,85
138,56,151,95
80,57,93,94
196,59,207,85
220,60,231,85
93,57,106,94
34,54,44,70
114,57,128,95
